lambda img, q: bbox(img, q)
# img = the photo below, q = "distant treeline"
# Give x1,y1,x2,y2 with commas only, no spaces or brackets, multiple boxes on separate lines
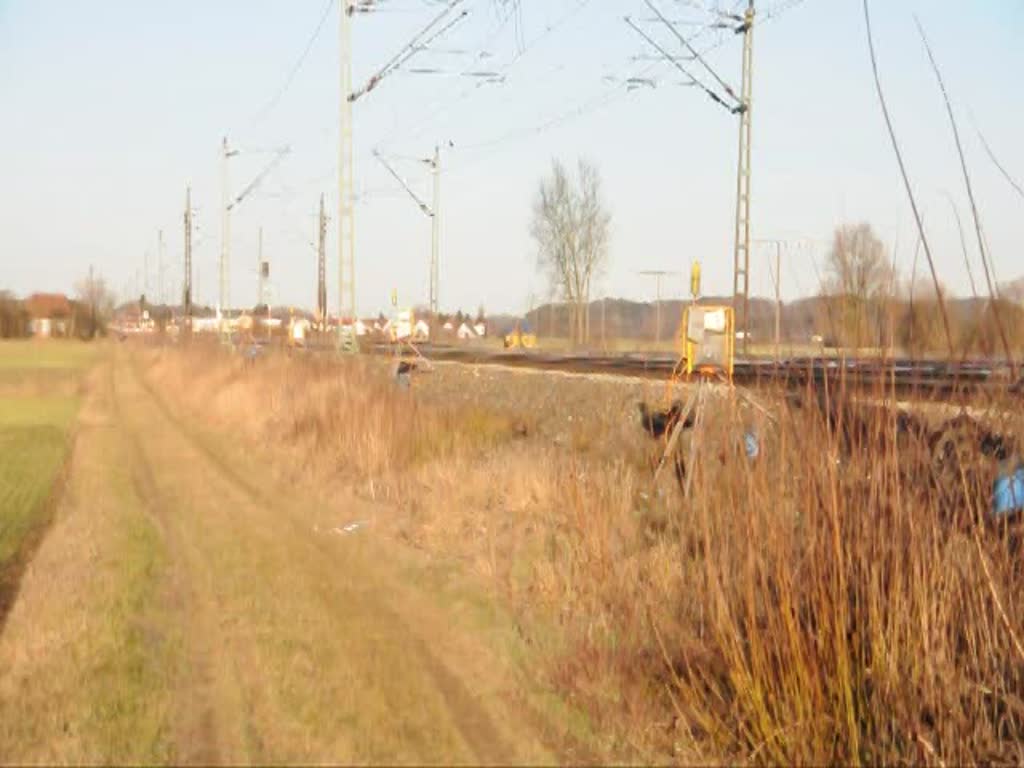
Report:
522,294,1024,355
0,293,31,338
0,291,109,340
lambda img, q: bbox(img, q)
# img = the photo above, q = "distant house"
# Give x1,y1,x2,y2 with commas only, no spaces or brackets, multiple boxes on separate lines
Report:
413,319,430,341
289,316,312,346
25,293,72,338
192,317,220,333
390,310,413,341
457,322,477,341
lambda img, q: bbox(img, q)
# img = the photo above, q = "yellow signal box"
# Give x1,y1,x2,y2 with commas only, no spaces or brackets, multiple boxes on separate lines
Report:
681,304,735,381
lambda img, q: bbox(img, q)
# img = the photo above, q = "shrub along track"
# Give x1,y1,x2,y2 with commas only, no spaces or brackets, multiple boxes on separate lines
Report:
0,347,563,764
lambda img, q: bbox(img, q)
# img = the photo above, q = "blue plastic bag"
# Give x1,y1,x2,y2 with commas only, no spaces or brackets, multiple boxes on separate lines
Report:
992,465,1024,518
743,431,759,460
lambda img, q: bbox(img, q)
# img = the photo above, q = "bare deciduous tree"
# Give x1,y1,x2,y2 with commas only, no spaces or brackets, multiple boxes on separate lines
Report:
821,222,893,347
897,274,952,355
74,272,116,338
0,291,29,338
1002,277,1024,305
531,158,610,346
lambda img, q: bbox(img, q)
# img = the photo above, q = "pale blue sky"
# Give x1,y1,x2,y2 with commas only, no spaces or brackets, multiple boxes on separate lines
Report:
1,0,1022,315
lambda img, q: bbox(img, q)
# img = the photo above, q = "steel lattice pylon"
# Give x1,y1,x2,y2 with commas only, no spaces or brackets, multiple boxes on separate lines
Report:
183,186,193,334
338,1,358,353
317,194,328,328
732,1,755,356
428,146,441,332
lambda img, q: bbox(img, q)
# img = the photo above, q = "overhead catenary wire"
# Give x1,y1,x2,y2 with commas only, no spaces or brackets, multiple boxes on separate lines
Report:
207,0,806,313
228,147,292,211
454,62,658,156
450,16,736,166
373,150,434,215
253,0,337,124
626,16,746,112
350,0,469,102
376,0,596,151
374,9,520,146
642,0,744,108
305,4,691,189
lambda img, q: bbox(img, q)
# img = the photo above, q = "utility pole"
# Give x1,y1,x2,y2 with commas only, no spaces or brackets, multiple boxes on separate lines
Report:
317,193,328,333
627,1,756,354
733,0,755,356
429,145,441,340
157,230,165,306
639,270,678,347
220,136,232,337
601,297,607,352
183,186,193,334
257,227,271,340
338,0,357,352
88,264,96,338
754,238,784,361
773,241,781,361
257,227,264,308
374,143,447,341
217,142,287,336
217,136,251,338
336,0,466,352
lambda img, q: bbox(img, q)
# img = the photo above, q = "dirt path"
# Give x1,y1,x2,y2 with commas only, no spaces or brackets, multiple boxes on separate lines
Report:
0,350,559,764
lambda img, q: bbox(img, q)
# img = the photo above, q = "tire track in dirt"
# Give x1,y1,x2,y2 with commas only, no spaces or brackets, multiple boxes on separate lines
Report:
110,355,249,765
130,354,543,765
0,356,180,762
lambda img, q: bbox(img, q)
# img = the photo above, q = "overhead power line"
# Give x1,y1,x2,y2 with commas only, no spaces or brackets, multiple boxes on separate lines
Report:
627,17,735,107
254,0,337,123
452,17,736,165
373,150,433,215
376,0,596,152
229,147,292,211
643,0,743,107
351,0,469,102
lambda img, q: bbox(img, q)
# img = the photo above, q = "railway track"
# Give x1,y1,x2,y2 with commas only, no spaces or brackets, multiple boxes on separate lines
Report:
353,343,1020,399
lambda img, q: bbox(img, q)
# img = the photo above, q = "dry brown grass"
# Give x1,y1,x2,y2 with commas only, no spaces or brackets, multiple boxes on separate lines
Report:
142,341,1024,763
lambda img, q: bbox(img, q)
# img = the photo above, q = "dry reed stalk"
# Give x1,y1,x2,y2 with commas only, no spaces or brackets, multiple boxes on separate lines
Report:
142,344,1024,763
913,15,1016,378
862,0,954,359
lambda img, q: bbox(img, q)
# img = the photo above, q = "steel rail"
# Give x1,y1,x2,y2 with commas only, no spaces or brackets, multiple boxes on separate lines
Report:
302,341,1018,399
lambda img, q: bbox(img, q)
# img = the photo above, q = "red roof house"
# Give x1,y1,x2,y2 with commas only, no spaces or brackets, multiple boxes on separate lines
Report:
24,293,72,338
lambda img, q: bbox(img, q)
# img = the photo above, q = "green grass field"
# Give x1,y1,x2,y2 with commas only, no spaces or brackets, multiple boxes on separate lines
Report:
0,342,96,568
0,340,98,370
